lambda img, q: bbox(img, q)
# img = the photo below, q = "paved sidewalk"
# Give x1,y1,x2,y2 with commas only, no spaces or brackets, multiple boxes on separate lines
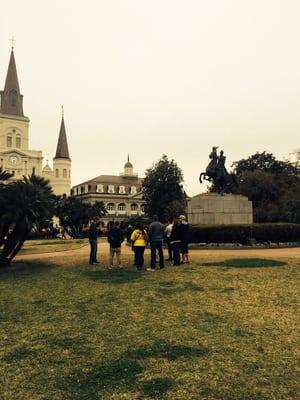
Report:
16,242,300,261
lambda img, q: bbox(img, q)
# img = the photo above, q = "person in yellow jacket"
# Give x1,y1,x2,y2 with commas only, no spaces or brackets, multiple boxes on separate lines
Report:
130,223,148,270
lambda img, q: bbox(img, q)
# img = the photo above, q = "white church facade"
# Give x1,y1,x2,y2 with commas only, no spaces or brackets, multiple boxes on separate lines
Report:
0,46,71,196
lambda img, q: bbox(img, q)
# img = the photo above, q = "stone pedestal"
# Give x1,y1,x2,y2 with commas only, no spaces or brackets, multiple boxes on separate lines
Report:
187,193,253,225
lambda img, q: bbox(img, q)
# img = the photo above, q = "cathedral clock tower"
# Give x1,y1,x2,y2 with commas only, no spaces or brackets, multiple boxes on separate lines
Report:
0,44,72,195
0,45,43,179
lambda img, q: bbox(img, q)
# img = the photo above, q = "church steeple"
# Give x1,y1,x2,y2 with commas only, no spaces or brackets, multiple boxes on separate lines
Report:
54,109,70,159
0,46,24,116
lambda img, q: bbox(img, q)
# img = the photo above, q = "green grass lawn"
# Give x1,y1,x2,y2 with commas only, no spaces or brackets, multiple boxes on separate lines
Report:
18,238,87,255
0,253,299,400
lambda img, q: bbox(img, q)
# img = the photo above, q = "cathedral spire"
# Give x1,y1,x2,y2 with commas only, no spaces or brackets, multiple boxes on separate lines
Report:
54,110,70,159
0,46,24,116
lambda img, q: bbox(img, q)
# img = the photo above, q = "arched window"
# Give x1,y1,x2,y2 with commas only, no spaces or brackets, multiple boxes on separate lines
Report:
131,186,137,195
63,169,67,178
55,169,59,178
7,135,12,147
16,135,21,148
118,203,126,211
119,185,126,194
131,203,138,211
107,203,116,212
9,90,17,107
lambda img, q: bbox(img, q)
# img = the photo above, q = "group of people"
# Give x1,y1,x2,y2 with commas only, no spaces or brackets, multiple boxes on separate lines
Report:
88,215,190,270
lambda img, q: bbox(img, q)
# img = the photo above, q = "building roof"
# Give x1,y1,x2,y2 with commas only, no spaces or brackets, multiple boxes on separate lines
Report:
43,164,52,172
124,154,133,168
0,49,24,116
54,116,70,159
74,174,143,187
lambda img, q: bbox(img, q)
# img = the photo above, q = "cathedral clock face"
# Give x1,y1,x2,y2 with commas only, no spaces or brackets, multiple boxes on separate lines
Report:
9,156,18,165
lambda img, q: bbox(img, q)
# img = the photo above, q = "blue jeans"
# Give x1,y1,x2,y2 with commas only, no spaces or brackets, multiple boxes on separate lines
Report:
89,238,98,264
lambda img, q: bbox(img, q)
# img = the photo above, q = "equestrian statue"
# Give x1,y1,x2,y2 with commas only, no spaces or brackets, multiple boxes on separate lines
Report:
199,147,236,194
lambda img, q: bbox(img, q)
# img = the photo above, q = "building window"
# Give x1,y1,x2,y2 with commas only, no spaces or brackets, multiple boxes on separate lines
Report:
10,90,17,107
16,135,21,148
119,185,126,194
131,186,137,195
108,185,115,193
131,203,138,211
84,185,89,193
7,135,12,147
63,169,67,178
118,203,126,211
55,169,59,178
107,203,116,212
32,167,36,175
96,184,104,193
11,170,15,176
141,204,146,213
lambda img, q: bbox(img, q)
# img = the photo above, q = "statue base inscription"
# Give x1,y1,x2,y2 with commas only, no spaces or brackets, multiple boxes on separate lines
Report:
187,193,253,225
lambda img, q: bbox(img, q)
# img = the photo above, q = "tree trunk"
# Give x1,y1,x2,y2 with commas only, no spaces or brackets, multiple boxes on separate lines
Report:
0,220,28,266
0,221,11,247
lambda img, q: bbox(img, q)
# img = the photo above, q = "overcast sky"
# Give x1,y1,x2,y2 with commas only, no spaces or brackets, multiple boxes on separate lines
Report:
1,0,299,195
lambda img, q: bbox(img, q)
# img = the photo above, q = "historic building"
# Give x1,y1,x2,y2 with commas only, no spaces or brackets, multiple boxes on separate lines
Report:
0,46,71,196
71,157,145,223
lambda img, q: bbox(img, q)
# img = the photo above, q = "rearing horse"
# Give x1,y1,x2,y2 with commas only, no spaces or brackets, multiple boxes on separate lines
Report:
199,146,218,183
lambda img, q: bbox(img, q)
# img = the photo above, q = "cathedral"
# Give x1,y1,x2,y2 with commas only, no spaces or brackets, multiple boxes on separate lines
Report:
0,46,71,196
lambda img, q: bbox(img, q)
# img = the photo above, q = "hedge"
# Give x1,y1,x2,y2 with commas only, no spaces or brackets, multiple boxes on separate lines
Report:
189,223,300,244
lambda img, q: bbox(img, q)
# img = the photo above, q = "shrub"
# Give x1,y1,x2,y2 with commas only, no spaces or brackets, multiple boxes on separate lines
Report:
189,223,300,244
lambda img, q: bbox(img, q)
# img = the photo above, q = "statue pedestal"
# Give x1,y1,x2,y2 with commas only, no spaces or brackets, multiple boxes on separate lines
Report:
187,193,253,225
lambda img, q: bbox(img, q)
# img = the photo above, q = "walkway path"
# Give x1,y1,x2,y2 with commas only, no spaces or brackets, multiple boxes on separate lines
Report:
16,242,300,261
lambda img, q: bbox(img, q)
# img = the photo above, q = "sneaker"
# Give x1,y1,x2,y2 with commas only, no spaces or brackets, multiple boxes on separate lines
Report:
146,268,156,271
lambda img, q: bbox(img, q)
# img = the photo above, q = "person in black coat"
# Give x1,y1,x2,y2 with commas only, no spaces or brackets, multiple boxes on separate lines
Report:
169,218,182,266
179,215,190,264
107,221,124,269
88,216,101,265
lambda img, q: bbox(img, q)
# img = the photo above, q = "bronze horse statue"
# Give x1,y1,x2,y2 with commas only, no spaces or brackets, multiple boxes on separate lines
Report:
199,147,236,194
199,146,219,183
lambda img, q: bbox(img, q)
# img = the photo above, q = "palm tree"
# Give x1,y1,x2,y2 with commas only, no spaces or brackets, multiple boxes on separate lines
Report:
0,174,55,266
0,168,12,181
0,168,13,247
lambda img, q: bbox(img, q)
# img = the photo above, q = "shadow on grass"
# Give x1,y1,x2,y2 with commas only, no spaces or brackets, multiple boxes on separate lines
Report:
0,259,54,279
156,281,205,296
124,340,210,361
83,269,142,284
140,378,174,399
202,258,286,268
2,345,39,363
58,341,209,399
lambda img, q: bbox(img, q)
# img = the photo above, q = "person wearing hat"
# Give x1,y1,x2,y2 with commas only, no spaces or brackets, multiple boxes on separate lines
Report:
179,215,190,264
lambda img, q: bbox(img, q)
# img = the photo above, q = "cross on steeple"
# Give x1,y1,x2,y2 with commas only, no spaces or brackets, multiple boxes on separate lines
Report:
10,37,15,50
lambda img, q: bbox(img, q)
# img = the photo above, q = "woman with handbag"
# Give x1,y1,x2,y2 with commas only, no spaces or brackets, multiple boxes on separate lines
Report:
130,223,148,270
